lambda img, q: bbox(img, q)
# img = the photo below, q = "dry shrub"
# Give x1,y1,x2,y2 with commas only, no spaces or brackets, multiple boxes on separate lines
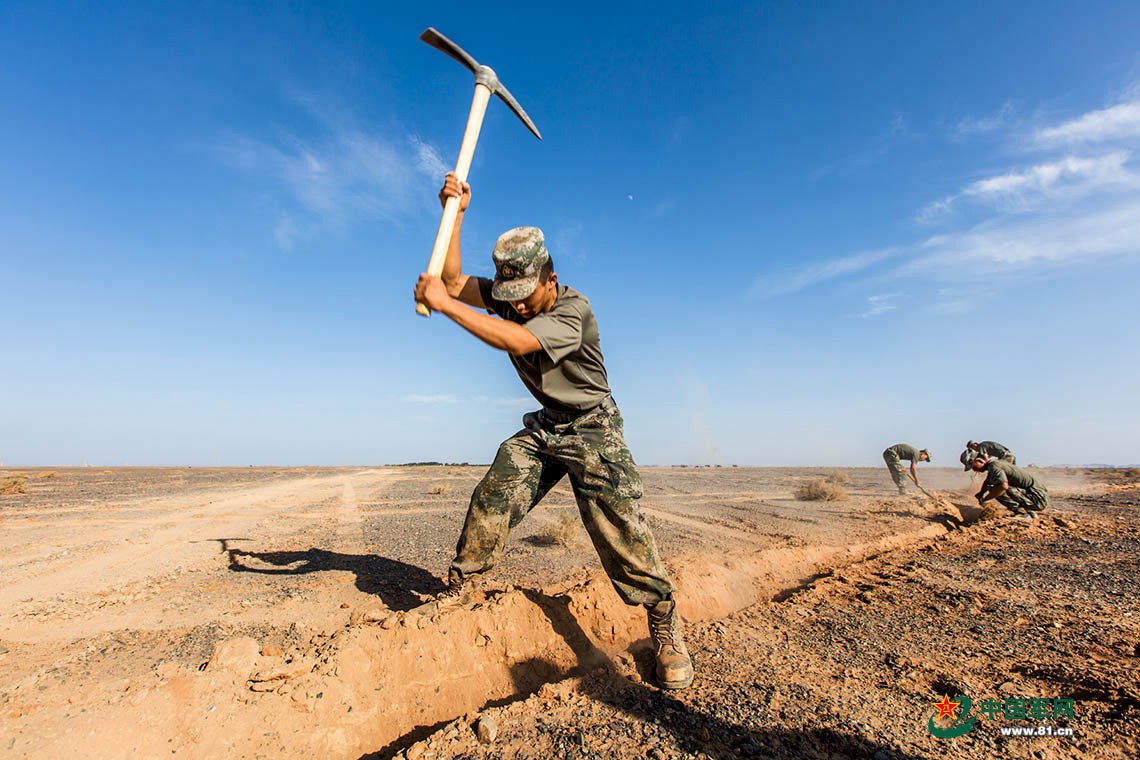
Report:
35,471,59,479
538,512,580,547
825,471,851,485
428,485,446,495
0,476,28,495
795,478,846,501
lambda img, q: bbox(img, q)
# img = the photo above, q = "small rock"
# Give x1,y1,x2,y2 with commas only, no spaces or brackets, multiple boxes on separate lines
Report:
0,643,8,655
260,643,281,657
380,615,398,630
476,715,498,744
873,751,890,760
206,637,261,677
340,602,350,609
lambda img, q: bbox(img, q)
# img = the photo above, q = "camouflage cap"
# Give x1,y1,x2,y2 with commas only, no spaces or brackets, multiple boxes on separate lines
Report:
491,226,550,302
960,448,977,471
920,449,931,462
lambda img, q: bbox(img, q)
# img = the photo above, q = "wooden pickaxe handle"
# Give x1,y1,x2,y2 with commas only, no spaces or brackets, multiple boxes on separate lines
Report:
416,83,492,317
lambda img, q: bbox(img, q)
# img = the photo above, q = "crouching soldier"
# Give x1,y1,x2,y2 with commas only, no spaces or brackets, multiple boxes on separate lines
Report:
961,440,1016,470
971,455,1048,519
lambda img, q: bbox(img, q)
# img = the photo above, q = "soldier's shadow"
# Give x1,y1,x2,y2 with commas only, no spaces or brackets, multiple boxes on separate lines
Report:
513,589,922,760
226,544,445,612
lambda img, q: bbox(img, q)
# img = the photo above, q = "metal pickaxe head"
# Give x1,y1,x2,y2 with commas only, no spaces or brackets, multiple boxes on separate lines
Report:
420,27,542,140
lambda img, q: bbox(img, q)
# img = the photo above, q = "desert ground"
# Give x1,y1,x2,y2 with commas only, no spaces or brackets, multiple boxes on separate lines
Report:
0,465,1136,759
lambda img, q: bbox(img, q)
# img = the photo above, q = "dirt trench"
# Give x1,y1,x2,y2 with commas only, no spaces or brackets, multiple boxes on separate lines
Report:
22,497,976,759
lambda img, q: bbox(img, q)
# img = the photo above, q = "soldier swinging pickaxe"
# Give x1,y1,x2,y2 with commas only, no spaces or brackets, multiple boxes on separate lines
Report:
415,27,542,317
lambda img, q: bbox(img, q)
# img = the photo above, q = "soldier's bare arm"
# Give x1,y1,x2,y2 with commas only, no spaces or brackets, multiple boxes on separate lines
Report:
414,275,541,355
437,173,485,308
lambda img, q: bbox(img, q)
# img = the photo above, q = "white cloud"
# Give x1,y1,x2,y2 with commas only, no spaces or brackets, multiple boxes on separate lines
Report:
758,89,1140,306
1036,99,1140,145
216,115,446,243
908,192,1140,274
411,135,449,178
853,293,899,318
753,248,899,298
918,151,1137,220
964,152,1135,199
954,101,1015,138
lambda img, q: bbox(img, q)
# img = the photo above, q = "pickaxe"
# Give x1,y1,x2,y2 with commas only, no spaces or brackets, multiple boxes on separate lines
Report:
416,27,542,317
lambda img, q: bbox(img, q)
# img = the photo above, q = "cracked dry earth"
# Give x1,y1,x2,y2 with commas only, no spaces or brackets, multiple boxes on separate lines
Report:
392,476,1140,760
0,466,1136,759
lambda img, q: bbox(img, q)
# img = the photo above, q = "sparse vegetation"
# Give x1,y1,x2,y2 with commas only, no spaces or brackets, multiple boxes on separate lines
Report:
795,478,847,501
0,476,28,495
537,512,580,547
826,471,851,485
35,471,59,479
428,485,446,495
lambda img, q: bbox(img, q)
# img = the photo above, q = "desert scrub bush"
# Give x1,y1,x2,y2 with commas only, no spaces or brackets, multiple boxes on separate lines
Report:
35,471,59,479
428,484,446,495
537,512,580,547
825,471,851,485
795,478,846,501
0,476,28,495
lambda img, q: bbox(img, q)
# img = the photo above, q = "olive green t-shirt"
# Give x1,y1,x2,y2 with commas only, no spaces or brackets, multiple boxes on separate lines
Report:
477,278,611,414
977,441,1012,459
983,460,1042,492
885,443,920,461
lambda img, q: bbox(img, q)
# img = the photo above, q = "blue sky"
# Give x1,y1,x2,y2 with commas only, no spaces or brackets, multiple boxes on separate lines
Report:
2,1,1138,467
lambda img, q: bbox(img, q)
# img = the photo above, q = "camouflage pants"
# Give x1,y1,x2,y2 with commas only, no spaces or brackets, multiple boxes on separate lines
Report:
450,397,674,606
997,485,1048,514
882,450,910,491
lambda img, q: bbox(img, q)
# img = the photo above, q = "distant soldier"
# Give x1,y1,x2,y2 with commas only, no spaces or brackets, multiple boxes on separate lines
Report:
970,455,1048,519
882,444,931,495
961,440,1016,470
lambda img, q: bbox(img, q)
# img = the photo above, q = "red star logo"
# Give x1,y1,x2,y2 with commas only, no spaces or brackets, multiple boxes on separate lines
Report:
932,694,961,720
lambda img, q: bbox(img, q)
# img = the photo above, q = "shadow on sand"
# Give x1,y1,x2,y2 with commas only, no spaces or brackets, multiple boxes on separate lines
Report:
364,585,922,760
223,540,445,612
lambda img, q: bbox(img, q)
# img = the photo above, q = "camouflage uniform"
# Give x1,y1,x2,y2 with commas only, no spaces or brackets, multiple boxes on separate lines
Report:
978,459,1048,515
451,396,673,605
883,443,921,493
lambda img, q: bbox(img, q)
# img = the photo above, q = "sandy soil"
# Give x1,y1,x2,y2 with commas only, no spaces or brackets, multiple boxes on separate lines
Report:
0,465,1135,759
